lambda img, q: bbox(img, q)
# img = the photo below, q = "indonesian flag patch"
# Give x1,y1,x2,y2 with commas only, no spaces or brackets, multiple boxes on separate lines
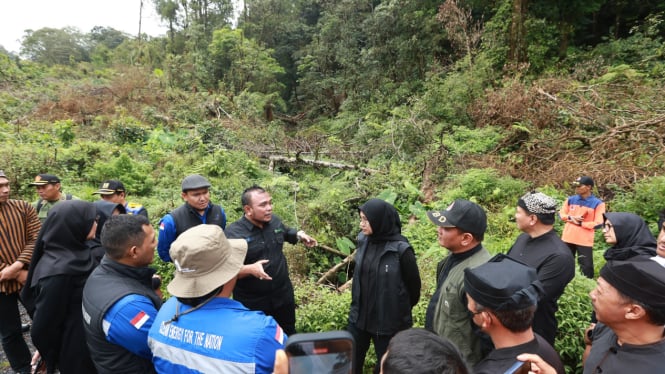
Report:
130,311,150,330
274,325,284,344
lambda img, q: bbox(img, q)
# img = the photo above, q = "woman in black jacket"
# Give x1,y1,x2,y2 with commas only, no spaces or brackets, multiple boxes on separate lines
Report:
22,200,99,373
347,198,421,374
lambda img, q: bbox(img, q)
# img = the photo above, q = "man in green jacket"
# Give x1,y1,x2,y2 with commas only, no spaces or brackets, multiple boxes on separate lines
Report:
424,199,491,365
29,173,77,223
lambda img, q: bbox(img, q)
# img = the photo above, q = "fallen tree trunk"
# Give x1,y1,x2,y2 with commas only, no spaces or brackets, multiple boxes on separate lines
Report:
267,155,378,174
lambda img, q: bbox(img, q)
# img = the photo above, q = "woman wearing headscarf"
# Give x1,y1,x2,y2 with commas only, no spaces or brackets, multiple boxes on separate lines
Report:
22,200,99,373
602,212,656,261
88,200,125,264
347,199,421,374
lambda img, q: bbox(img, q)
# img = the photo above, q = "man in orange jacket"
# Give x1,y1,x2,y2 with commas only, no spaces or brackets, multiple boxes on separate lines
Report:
559,176,605,278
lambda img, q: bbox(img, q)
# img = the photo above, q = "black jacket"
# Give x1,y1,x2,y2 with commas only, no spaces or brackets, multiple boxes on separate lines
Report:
82,257,162,374
348,233,421,335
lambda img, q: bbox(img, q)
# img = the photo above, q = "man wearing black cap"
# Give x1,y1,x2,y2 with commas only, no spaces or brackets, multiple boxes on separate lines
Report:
425,199,491,365
508,191,575,345
559,175,605,278
29,173,77,223
93,179,148,219
464,254,565,374
156,174,227,262
584,259,665,373
0,170,40,373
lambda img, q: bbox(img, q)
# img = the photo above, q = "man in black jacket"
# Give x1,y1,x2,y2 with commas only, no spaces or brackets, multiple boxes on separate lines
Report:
224,185,317,335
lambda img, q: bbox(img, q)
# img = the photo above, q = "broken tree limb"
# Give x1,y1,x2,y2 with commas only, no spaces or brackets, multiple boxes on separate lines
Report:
267,155,378,174
318,244,348,258
316,250,356,285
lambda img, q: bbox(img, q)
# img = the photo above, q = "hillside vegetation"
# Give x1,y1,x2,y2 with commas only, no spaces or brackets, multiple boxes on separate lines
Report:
2,1,665,372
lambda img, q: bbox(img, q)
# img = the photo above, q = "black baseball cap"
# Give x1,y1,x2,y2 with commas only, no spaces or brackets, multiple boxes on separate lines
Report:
29,174,61,186
92,180,126,195
426,199,487,238
572,176,594,187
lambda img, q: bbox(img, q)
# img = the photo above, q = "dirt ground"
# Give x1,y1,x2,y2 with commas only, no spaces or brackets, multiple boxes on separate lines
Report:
0,304,36,374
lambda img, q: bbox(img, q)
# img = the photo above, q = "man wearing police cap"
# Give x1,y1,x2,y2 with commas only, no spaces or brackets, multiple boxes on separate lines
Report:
425,199,491,365
507,191,574,345
584,259,665,373
465,254,564,374
93,179,148,219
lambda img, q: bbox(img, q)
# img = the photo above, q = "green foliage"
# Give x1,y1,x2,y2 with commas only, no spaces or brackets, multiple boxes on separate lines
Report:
609,176,665,225
438,168,528,209
592,64,646,84
442,126,504,155
20,27,89,66
110,115,148,144
555,273,596,374
208,27,285,95
294,279,351,332
54,120,75,147
89,153,154,196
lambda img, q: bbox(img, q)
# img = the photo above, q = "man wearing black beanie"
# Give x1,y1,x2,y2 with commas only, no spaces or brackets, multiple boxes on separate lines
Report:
584,259,665,373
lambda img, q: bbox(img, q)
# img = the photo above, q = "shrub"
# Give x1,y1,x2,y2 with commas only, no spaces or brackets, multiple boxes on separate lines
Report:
555,273,596,374
609,176,665,227
438,168,528,209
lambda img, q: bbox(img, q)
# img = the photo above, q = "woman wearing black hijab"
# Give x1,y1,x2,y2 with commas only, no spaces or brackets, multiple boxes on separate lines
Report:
602,212,657,261
347,199,421,374
22,200,98,373
88,200,125,264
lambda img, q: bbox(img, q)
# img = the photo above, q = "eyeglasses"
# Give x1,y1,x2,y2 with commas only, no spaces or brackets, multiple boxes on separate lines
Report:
603,223,613,230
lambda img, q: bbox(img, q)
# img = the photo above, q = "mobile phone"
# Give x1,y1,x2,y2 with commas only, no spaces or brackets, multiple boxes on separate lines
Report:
285,331,354,374
504,360,531,374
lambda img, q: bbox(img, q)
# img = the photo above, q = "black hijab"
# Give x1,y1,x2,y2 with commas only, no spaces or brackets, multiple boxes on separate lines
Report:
28,200,97,288
603,212,657,261
359,198,407,243
88,200,126,263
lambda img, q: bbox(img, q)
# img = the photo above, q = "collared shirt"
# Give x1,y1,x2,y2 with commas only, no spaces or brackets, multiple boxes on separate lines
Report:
32,193,78,223
0,199,40,294
425,244,484,330
148,297,285,374
104,294,159,360
560,194,605,247
584,323,665,374
224,215,298,310
474,334,564,374
157,203,225,262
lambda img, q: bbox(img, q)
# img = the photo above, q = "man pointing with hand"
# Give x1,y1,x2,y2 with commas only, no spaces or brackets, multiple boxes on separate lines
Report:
224,185,317,335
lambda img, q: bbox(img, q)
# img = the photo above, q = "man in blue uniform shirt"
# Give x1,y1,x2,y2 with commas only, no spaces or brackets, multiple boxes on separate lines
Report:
157,174,226,262
82,214,162,374
148,224,285,373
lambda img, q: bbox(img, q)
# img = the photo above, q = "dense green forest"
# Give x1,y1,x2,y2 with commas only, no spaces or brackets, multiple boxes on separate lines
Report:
2,0,665,372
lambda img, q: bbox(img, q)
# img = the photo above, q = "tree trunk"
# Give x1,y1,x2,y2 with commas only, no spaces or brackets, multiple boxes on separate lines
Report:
508,0,529,65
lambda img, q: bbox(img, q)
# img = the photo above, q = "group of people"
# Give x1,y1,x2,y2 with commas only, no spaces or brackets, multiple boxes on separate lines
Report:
0,171,318,373
349,175,665,374
1,169,664,374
